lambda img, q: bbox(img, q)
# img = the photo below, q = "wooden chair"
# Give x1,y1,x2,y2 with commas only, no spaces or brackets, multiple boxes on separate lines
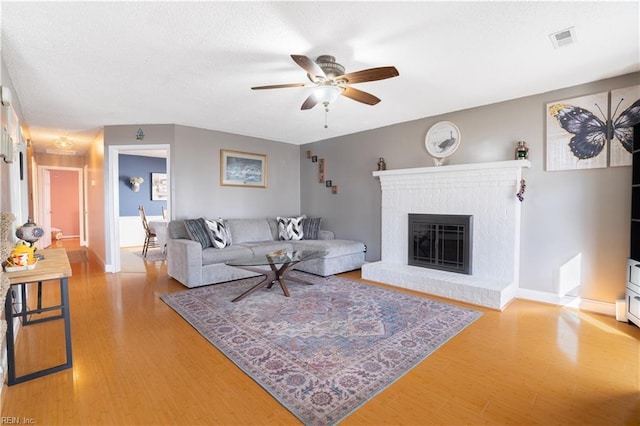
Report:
138,205,160,257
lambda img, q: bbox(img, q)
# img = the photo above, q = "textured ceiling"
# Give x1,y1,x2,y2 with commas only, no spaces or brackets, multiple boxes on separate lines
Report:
1,1,639,154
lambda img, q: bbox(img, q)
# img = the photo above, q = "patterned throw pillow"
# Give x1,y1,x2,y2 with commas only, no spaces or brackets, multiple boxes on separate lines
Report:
301,217,322,240
277,216,304,241
184,218,212,249
205,218,230,249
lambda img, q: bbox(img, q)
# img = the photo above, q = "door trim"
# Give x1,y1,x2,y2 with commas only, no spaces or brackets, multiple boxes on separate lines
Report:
35,165,85,249
106,144,170,273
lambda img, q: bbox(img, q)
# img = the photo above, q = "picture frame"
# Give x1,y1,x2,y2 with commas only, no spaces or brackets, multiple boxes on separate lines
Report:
546,91,609,171
546,85,640,170
318,158,325,183
220,149,267,188
610,85,640,167
425,121,461,165
151,172,167,200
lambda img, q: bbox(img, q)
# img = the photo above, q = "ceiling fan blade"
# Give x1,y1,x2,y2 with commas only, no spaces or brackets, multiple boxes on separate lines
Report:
337,66,399,85
340,86,381,105
291,54,326,81
251,83,310,90
300,93,320,110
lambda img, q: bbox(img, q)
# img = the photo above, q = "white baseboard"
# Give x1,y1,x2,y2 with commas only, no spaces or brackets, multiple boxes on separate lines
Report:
517,288,616,316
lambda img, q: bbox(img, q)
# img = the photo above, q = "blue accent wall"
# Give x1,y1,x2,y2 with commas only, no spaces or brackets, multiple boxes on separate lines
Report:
119,154,167,216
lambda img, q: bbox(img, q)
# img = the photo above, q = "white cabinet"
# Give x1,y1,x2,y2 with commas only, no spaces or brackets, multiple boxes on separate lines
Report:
627,259,640,326
628,123,640,327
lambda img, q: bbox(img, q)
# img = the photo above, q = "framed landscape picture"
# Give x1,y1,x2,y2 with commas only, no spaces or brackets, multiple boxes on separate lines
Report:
220,149,267,188
151,173,167,200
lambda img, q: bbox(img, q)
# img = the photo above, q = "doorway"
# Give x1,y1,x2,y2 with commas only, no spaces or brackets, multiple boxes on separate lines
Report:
35,165,85,249
106,144,170,272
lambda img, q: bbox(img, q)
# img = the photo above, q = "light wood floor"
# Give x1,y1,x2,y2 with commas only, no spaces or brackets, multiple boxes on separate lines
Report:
1,238,639,425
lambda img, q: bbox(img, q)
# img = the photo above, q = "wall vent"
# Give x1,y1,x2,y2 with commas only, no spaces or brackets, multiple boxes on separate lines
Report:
550,27,576,49
46,148,79,156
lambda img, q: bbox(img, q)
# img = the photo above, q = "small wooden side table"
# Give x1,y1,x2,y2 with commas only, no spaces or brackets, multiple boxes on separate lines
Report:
3,248,73,385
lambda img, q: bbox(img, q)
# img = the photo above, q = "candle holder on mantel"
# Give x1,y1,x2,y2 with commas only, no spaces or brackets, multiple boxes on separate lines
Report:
515,141,529,160
377,157,387,171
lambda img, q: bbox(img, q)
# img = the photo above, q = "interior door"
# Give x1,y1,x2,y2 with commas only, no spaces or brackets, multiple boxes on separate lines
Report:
38,167,52,249
81,165,88,246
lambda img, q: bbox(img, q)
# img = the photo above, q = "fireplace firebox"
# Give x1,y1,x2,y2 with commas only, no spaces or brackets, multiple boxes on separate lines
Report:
408,214,473,274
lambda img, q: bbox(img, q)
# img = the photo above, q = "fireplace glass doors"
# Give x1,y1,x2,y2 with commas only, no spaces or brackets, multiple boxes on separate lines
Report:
408,214,473,274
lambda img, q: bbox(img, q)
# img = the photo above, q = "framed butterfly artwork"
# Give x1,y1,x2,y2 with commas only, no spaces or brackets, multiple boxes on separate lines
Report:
546,85,640,171
546,91,609,171
610,85,640,167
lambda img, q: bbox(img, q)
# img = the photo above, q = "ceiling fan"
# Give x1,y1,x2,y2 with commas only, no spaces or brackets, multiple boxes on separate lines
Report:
251,54,399,112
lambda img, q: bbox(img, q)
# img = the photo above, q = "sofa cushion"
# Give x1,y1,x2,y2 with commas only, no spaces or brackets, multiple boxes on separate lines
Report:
225,219,273,243
301,217,322,240
201,245,253,265
267,218,279,241
277,216,304,240
184,218,212,249
205,218,230,249
292,239,365,257
168,220,189,240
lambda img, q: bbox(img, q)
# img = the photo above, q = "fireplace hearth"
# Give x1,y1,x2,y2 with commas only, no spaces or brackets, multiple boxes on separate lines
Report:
408,214,472,274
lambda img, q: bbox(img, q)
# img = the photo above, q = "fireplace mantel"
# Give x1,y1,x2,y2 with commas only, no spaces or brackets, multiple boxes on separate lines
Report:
363,159,530,310
373,159,530,177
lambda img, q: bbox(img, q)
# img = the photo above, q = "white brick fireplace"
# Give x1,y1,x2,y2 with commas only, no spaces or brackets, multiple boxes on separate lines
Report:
362,160,530,310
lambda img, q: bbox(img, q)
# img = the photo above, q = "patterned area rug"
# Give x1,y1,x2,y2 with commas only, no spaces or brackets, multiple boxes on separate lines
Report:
161,271,482,425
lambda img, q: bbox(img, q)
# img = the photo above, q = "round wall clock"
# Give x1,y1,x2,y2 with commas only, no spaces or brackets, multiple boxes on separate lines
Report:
425,121,461,165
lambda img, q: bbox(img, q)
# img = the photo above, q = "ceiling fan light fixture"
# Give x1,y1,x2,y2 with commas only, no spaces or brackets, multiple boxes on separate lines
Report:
252,53,398,123
315,55,345,79
312,85,344,130
54,136,73,150
313,85,344,106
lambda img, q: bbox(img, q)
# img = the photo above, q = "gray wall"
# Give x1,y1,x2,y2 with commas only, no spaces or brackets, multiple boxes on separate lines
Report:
104,124,301,220
301,72,640,304
173,125,300,219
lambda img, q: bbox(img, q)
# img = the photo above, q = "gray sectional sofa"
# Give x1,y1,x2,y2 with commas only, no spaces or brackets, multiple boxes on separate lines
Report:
166,217,366,288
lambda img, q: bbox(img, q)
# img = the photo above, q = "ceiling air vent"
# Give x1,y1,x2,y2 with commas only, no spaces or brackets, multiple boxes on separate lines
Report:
46,148,78,156
550,27,576,49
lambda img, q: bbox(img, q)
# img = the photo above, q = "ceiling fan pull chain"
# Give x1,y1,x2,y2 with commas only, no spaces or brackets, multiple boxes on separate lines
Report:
324,103,329,128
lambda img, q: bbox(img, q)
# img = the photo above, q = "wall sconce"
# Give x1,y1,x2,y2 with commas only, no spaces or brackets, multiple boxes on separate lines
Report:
130,177,144,192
